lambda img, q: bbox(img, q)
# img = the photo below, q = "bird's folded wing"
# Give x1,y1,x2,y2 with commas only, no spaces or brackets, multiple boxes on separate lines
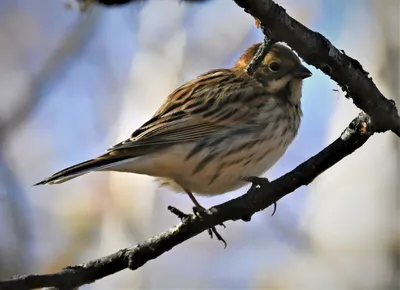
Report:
107,70,270,152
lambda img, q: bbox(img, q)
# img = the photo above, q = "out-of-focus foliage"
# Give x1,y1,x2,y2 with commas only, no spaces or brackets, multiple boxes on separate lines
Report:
0,0,398,289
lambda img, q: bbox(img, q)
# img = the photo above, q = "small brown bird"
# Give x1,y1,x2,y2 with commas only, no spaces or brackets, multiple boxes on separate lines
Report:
35,42,311,212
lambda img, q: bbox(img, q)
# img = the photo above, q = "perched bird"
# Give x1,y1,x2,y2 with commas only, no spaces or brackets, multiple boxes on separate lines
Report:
35,42,311,212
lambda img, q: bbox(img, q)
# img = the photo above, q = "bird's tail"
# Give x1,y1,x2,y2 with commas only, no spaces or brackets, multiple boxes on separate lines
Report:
34,154,131,185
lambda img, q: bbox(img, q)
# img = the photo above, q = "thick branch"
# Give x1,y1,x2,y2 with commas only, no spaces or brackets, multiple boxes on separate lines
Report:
233,0,400,137
0,112,374,290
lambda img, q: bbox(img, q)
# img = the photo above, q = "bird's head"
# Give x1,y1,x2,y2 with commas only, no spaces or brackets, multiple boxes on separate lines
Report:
233,42,312,103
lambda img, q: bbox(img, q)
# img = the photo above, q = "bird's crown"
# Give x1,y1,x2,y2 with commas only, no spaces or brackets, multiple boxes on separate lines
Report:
232,42,311,81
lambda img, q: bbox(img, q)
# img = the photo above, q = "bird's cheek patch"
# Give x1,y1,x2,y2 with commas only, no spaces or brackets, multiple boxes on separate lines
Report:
265,76,291,93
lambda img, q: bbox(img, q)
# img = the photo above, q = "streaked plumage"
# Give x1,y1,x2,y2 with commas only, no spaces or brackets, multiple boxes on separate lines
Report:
35,42,311,206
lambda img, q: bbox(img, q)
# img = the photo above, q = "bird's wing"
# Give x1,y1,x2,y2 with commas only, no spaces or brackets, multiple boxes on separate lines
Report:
107,69,270,153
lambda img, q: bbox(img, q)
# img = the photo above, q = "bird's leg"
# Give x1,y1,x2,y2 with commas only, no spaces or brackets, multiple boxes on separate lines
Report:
167,189,202,222
183,188,224,227
241,176,277,217
183,188,227,248
184,188,204,210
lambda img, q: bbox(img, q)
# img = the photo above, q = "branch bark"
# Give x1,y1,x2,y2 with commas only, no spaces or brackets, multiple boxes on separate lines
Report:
233,0,400,137
0,112,374,290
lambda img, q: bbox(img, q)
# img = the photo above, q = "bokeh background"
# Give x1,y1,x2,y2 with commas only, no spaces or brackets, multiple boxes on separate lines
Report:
0,0,399,289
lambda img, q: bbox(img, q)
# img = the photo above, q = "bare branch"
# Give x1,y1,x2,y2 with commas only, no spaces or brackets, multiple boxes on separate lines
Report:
233,0,400,137
0,112,374,290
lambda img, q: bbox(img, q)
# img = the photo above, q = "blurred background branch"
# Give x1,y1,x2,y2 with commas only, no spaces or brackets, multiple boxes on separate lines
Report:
0,10,100,144
0,3,101,279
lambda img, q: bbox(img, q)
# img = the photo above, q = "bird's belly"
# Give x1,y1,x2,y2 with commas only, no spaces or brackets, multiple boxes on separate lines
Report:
147,132,293,196
169,145,287,195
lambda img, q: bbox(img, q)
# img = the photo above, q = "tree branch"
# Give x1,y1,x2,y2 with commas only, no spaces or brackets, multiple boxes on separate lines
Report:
233,0,400,137
0,112,375,290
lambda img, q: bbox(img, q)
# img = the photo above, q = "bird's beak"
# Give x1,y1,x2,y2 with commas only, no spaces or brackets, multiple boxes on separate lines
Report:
293,65,312,79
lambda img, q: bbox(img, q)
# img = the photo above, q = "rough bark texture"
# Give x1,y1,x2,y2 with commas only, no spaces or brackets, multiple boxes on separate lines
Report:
234,0,400,137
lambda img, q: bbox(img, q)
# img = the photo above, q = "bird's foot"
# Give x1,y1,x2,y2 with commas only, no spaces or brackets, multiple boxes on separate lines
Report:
192,205,227,248
242,176,270,188
167,205,227,248
242,176,277,217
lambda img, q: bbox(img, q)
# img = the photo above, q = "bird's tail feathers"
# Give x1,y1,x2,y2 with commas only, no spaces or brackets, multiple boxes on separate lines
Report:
34,154,131,185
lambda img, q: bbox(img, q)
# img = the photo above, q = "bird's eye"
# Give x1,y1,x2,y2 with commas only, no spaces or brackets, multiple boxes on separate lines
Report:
269,62,281,72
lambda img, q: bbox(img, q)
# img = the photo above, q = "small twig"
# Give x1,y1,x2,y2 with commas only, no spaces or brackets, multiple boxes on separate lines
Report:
245,36,276,75
167,205,190,221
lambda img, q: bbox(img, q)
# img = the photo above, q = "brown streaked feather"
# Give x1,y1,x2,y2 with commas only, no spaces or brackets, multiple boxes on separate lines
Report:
107,69,273,152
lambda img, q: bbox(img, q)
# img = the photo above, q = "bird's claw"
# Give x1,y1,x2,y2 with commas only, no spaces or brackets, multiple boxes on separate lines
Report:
242,176,277,217
271,202,277,216
193,206,227,248
168,205,227,248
